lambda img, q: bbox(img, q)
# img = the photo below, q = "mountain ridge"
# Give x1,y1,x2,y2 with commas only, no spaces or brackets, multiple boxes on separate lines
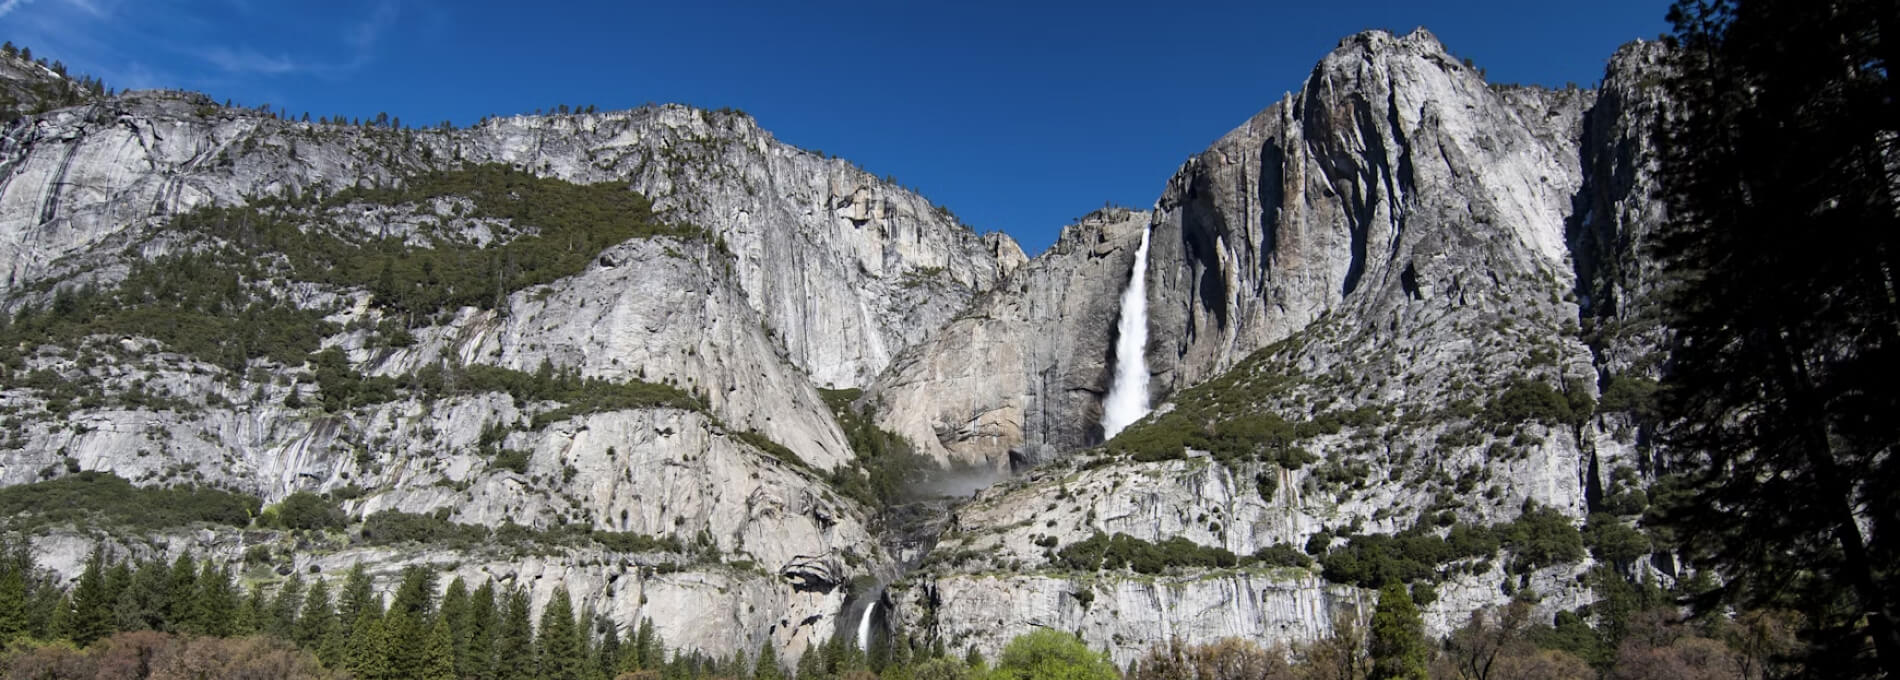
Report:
0,27,1675,665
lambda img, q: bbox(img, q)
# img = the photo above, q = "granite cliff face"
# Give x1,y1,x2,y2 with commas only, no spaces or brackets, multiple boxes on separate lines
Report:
881,31,1674,663
869,208,1150,467
0,29,1676,665
0,93,1016,388
0,65,1012,657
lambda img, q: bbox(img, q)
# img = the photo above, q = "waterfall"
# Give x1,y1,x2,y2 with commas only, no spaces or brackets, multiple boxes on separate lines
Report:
856,599,877,652
1100,226,1154,439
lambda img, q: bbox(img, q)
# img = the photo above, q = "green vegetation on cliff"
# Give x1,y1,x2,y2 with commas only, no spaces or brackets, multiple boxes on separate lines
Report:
0,472,259,532
0,164,691,373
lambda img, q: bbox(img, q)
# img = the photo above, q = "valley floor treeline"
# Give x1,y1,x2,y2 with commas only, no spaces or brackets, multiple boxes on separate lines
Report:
0,538,1807,679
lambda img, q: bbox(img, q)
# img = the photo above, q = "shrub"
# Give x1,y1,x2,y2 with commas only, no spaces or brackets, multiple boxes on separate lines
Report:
1596,376,1658,416
1251,543,1312,569
491,450,530,475
818,387,933,508
1581,513,1650,564
1501,502,1584,572
356,510,681,557
271,491,346,531
1482,379,1576,429
0,472,259,531
989,630,1118,680
1054,533,1237,574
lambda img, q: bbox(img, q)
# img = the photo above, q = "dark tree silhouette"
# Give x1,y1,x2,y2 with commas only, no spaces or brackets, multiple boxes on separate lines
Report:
1655,0,1900,676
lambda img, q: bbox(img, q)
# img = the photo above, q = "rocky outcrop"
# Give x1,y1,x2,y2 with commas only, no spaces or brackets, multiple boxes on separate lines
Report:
869,208,1149,466
0,90,1013,387
1146,28,1595,392
374,237,856,472
458,107,1018,387
899,571,1366,666
888,436,1596,664
0,50,98,121
895,562,1590,667
1569,40,1673,379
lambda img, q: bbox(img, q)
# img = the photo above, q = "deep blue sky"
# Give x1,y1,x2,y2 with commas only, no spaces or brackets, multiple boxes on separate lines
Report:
2,0,1670,254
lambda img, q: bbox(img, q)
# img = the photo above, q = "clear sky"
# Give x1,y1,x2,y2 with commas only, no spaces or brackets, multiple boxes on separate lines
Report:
2,0,1670,254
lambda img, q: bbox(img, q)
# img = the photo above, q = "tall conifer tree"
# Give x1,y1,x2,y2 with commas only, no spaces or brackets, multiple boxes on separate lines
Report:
163,553,196,632
495,587,536,680
68,549,112,645
348,608,391,680
423,614,457,680
1657,0,1900,675
467,580,500,680
538,587,584,680
1368,583,1428,680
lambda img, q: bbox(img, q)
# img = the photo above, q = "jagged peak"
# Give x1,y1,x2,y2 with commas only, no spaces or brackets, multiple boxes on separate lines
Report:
1332,27,1446,54
1604,37,1671,77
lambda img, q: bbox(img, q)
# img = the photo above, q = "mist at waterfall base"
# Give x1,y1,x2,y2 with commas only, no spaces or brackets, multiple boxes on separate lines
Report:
1100,227,1154,440
901,463,1009,500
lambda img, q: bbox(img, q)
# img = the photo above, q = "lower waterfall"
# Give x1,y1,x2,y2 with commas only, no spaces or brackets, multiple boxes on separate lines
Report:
856,599,877,652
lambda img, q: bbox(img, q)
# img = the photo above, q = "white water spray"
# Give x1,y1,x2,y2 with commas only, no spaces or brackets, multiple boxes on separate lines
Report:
856,600,876,652
1100,227,1154,439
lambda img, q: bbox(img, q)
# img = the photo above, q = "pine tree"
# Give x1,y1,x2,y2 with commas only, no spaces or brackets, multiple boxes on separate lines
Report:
1657,0,1900,675
467,580,499,680
391,565,436,619
69,548,112,645
46,592,74,641
296,578,335,649
269,573,305,638
234,580,267,635
320,618,349,671
631,617,661,671
887,629,915,680
109,559,155,633
192,562,238,636
338,563,379,639
385,604,424,679
576,609,600,680
131,558,170,631
101,560,131,628
795,648,820,680
539,587,585,680
423,614,457,680
348,608,391,680
441,577,472,676
163,553,197,632
755,638,785,680
596,618,622,680
25,574,63,639
387,566,435,676
495,587,536,680
1369,583,1428,680
0,545,27,644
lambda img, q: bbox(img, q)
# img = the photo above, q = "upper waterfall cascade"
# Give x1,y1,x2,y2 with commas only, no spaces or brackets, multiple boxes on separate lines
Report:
1100,226,1154,439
